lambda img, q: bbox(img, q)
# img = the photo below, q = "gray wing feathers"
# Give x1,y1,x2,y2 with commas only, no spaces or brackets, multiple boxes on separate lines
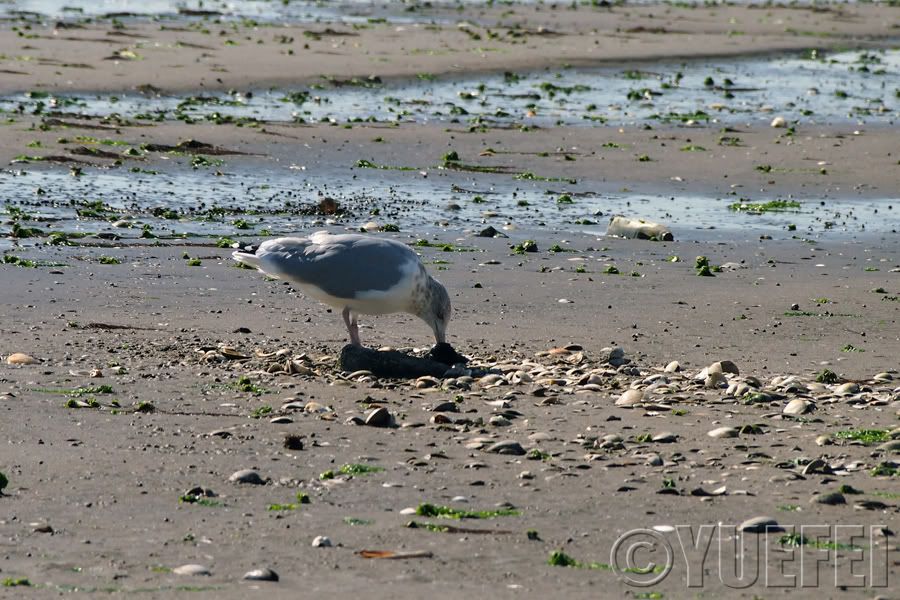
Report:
244,235,417,299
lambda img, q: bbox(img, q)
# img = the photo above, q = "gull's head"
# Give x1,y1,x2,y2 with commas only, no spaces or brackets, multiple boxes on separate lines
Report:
421,277,451,345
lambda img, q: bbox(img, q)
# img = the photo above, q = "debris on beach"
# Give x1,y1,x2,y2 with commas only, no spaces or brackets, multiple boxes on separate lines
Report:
606,216,674,241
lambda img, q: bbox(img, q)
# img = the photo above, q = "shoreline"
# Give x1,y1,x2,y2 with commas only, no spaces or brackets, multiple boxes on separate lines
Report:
2,4,899,94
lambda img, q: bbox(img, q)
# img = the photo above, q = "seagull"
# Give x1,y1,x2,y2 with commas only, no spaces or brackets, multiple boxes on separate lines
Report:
232,231,451,347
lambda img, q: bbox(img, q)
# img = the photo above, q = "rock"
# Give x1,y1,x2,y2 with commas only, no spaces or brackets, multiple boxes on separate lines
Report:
708,426,739,439
615,389,643,407
430,401,458,413
652,432,677,443
364,407,393,428
489,415,511,427
173,564,211,576
486,440,526,456
606,215,674,241
476,226,506,238
834,382,860,396
664,361,681,373
243,568,279,582
228,469,266,485
815,434,832,446
812,492,846,506
312,536,332,547
873,372,893,381
771,116,787,128
739,517,782,533
645,454,663,467
6,353,39,365
599,347,627,366
783,399,813,416
304,401,331,414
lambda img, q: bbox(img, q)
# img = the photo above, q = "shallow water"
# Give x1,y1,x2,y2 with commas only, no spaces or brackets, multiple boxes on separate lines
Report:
0,0,419,23
0,0,867,23
1,161,894,255
2,49,896,127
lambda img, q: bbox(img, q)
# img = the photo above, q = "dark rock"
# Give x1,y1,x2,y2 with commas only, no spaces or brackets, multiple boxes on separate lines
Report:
339,344,449,378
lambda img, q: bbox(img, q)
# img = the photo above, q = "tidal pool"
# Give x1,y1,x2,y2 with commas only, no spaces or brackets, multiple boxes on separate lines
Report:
3,49,896,128
1,161,894,255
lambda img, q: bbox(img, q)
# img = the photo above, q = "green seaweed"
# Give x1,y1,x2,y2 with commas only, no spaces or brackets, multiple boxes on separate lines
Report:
728,200,800,213
834,430,888,445
339,463,384,476
355,159,417,171
415,503,519,519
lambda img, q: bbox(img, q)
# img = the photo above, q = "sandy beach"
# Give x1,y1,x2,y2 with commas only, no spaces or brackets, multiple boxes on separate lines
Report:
1,2,898,598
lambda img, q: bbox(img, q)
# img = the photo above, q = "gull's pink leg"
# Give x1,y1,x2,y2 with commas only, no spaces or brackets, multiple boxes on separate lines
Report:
342,307,361,346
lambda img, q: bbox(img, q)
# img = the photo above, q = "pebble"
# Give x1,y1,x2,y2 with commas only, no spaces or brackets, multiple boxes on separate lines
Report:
783,398,813,416
430,401,458,413
228,469,266,485
708,426,739,439
304,401,331,414
615,388,643,407
645,454,663,467
172,564,211,576
815,434,832,446
664,361,681,373
739,517,782,533
312,536,333,548
652,432,677,443
486,440,526,455
364,407,393,427
243,568,279,582
770,116,787,128
489,415,511,427
6,353,39,365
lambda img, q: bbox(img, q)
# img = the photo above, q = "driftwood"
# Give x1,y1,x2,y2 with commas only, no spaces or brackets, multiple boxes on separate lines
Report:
339,343,467,379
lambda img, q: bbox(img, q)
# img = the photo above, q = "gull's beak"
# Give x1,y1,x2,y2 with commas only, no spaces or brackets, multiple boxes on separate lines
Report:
433,322,446,345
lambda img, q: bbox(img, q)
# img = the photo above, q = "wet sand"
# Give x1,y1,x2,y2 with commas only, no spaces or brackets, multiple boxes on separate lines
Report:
1,3,898,93
1,2,899,598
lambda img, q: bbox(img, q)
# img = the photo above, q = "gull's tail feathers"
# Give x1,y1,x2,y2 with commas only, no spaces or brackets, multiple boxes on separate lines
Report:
232,250,263,270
